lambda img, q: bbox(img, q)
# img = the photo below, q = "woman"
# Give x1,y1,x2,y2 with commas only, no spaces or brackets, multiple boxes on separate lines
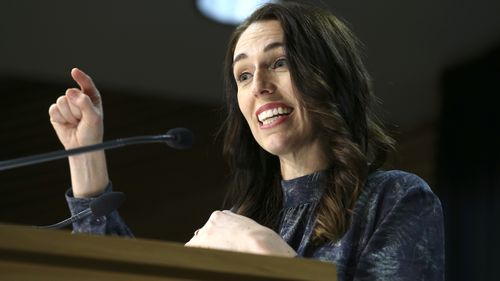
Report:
49,2,444,280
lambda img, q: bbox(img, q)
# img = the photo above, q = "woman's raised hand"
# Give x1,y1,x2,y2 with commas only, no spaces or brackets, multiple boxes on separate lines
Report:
49,68,103,149
48,68,109,198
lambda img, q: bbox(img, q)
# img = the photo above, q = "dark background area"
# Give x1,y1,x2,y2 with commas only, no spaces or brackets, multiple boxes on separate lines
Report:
0,79,228,241
0,0,499,280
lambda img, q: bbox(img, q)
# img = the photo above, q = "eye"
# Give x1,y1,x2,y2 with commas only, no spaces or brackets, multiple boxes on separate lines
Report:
237,72,252,83
272,58,287,69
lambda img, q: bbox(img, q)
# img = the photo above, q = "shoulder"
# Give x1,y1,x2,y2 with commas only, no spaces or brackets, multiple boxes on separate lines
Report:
365,169,436,202
356,170,442,223
344,170,445,280
367,169,431,194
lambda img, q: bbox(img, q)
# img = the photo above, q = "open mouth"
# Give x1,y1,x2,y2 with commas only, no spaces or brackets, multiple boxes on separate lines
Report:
257,106,293,126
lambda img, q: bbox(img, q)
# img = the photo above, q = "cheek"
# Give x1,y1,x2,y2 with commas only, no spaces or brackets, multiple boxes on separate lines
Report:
237,94,252,124
237,94,262,144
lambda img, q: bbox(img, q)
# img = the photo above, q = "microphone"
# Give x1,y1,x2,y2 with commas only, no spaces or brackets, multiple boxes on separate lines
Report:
36,191,125,229
163,127,194,150
0,128,194,171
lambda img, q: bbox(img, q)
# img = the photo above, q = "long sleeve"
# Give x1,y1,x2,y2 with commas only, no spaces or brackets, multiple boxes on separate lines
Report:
282,170,445,281
353,174,445,281
65,183,133,237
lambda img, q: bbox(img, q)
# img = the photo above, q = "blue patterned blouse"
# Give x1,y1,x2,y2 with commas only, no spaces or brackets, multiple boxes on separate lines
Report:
66,169,444,281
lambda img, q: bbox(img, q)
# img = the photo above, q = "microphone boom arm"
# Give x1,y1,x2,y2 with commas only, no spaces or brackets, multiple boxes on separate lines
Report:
0,134,173,171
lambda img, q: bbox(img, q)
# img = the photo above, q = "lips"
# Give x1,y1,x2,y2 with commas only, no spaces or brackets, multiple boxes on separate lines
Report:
255,102,293,127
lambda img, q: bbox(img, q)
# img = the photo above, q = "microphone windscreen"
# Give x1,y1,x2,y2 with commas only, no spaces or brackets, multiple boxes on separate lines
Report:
90,192,126,217
166,128,194,149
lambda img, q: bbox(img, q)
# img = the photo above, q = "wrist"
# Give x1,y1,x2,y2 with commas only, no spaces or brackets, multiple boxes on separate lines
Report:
248,228,297,257
69,151,109,198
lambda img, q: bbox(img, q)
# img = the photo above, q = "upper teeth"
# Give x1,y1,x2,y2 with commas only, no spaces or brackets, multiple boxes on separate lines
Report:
258,107,291,122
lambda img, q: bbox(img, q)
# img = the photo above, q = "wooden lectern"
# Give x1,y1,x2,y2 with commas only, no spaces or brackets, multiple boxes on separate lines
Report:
0,223,336,280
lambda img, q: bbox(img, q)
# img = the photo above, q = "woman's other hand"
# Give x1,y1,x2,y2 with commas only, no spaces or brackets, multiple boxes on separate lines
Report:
185,210,297,257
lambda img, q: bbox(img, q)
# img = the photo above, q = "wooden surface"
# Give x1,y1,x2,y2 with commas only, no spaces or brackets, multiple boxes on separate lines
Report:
0,223,337,281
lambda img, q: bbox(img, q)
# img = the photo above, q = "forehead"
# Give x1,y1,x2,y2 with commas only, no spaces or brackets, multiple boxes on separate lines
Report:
233,20,284,59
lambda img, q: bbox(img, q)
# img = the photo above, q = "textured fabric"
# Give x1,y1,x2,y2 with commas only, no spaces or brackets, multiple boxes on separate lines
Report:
280,170,444,281
66,170,444,280
65,183,133,237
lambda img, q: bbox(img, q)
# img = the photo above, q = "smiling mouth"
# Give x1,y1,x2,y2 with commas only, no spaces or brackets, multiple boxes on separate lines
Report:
257,106,293,126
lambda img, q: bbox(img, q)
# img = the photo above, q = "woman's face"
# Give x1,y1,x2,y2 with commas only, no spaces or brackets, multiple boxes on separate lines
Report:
233,20,317,159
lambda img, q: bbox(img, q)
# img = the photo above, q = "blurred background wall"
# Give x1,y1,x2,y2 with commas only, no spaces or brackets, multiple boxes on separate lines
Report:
0,0,498,280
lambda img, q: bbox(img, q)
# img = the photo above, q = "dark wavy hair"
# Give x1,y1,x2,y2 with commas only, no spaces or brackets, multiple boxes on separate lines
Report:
220,2,394,243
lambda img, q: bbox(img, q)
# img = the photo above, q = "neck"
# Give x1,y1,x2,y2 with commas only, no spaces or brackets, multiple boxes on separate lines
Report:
279,139,328,180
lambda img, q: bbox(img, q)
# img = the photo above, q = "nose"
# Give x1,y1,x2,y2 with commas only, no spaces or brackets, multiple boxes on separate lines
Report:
251,69,275,97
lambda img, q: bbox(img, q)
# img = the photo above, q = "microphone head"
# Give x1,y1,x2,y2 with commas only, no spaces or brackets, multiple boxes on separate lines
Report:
90,192,126,217
166,128,194,149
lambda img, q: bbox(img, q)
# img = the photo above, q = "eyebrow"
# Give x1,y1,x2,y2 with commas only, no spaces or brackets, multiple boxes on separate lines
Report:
232,42,284,67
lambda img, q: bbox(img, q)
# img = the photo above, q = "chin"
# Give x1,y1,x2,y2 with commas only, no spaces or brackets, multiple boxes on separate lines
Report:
260,137,292,156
